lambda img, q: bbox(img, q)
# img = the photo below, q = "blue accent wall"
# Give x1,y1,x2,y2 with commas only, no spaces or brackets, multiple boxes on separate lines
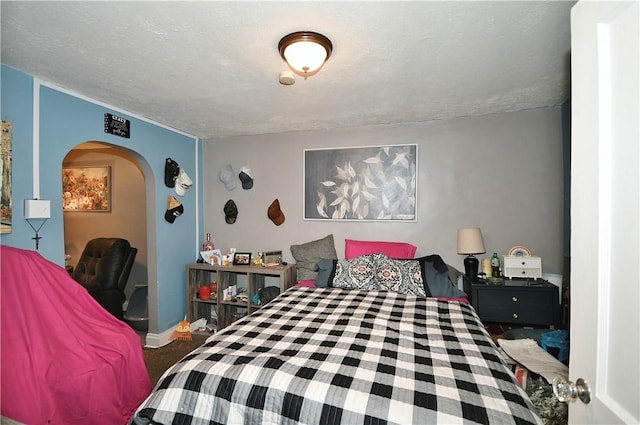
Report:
1,65,202,333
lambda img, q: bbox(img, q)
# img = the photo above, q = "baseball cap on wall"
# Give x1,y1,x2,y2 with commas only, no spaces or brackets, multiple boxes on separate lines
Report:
238,166,254,190
224,199,238,224
164,158,180,188
165,195,184,223
219,164,236,191
175,168,193,196
267,199,285,226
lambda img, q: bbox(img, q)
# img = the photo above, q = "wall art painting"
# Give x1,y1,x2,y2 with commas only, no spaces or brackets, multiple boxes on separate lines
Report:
304,144,417,221
1,121,12,233
62,166,111,212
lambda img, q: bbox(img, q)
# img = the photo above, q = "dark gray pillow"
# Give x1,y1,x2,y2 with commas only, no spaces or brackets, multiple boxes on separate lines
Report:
447,264,463,291
419,257,467,298
313,259,337,288
290,234,338,281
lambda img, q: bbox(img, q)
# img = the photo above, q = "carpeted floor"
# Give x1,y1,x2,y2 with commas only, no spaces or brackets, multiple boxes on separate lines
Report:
143,334,209,386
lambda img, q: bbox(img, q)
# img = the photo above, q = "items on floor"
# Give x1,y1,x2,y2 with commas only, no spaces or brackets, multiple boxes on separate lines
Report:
498,330,570,425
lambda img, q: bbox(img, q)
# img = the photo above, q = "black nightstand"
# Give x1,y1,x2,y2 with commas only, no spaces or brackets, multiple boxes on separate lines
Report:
464,277,561,329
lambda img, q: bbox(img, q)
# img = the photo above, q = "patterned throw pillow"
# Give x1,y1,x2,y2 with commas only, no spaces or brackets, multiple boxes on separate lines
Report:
331,254,381,290
375,256,426,296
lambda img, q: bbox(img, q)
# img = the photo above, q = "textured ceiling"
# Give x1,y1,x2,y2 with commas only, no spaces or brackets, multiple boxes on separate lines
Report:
1,1,574,140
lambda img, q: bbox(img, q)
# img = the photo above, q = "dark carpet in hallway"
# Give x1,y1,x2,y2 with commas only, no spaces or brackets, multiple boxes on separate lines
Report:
143,334,209,386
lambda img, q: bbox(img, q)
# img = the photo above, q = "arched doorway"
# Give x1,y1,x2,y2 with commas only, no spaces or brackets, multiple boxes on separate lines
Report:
62,141,148,329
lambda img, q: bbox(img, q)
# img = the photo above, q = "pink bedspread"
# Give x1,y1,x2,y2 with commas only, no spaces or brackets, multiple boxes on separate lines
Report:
1,245,151,424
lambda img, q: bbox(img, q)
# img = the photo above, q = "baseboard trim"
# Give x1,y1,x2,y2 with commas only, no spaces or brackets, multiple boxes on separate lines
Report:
143,318,208,348
144,327,174,348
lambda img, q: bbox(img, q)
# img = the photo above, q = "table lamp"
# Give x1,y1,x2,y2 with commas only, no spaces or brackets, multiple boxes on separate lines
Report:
457,227,486,278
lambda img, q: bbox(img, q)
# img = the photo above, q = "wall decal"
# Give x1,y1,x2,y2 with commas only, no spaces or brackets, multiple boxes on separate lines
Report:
104,113,130,138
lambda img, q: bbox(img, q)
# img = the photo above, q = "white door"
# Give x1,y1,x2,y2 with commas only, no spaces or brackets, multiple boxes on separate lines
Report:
568,1,639,423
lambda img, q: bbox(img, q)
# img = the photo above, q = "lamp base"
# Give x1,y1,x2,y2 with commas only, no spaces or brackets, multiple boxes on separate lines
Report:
464,255,479,278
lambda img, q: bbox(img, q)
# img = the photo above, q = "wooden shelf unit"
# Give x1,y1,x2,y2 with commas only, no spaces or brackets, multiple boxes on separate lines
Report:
186,263,296,332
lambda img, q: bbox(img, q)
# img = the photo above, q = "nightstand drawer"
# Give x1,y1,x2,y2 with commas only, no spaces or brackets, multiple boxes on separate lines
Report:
503,256,542,278
471,283,560,327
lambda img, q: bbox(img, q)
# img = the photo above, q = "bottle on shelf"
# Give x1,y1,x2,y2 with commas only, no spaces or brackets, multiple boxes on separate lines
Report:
203,233,214,251
490,252,500,277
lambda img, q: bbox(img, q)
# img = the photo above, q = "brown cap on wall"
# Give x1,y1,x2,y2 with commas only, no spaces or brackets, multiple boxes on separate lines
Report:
267,199,285,226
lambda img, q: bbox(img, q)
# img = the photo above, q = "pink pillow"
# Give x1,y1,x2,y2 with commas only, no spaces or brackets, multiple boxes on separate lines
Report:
344,239,417,259
295,280,317,287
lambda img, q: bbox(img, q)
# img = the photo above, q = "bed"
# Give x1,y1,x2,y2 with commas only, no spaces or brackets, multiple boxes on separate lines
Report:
132,289,542,424
132,237,543,424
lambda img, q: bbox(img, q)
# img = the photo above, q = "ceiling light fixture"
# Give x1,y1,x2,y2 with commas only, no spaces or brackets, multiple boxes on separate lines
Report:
278,31,332,79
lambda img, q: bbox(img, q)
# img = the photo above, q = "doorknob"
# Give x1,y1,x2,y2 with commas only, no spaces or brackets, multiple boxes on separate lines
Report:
552,377,591,404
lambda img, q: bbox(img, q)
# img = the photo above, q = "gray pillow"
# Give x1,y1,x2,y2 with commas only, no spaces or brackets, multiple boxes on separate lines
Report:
422,260,467,298
446,264,463,292
290,234,338,281
313,259,337,288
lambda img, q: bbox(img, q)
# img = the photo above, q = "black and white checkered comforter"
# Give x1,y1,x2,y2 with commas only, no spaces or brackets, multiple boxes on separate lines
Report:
133,287,543,425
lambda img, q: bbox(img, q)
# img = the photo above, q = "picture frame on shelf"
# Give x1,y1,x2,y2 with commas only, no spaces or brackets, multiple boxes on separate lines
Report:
262,250,283,267
201,249,223,266
233,252,252,266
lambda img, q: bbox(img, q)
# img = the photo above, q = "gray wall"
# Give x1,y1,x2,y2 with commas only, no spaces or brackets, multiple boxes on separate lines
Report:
63,145,147,299
203,106,564,275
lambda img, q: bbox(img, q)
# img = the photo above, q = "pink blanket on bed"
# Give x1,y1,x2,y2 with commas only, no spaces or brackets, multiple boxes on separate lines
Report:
1,245,151,425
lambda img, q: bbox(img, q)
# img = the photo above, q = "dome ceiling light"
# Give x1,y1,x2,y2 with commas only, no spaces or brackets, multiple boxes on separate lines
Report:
278,31,333,79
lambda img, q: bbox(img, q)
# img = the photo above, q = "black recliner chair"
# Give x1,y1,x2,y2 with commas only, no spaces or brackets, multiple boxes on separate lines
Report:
72,238,137,320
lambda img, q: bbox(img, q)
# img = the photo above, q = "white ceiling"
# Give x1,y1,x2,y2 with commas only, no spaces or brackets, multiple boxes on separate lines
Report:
1,1,575,140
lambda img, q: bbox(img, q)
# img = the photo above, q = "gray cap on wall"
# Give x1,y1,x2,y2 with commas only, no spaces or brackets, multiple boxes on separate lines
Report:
219,164,236,191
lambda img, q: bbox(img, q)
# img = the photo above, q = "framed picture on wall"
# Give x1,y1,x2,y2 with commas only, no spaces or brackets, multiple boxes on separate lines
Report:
1,121,13,234
304,144,418,221
62,166,111,212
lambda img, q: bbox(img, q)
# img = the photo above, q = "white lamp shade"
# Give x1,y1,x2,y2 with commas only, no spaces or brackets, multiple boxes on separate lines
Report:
457,228,486,255
282,41,328,74
279,32,332,78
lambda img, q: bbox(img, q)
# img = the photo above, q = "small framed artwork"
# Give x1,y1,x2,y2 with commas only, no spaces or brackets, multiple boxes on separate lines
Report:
233,252,252,266
62,166,111,212
262,250,283,267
